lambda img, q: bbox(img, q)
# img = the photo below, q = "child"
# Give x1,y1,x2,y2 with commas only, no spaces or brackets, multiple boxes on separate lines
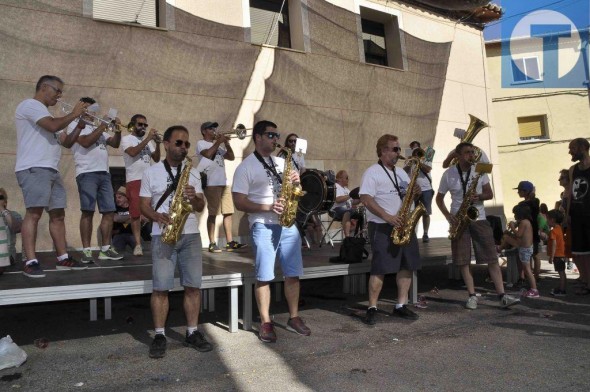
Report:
547,209,567,296
501,204,539,298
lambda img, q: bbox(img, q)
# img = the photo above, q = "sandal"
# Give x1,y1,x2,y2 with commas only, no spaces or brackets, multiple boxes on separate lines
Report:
575,288,590,295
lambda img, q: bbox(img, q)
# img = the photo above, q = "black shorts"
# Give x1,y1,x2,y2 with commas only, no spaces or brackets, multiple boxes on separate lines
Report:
368,222,421,275
553,257,566,272
570,215,590,255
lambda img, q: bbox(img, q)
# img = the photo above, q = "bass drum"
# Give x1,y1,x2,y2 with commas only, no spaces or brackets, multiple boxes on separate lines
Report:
299,169,335,214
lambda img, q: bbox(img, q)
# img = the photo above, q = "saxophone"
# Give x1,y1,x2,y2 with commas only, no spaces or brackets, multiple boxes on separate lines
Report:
447,162,493,240
391,156,427,246
276,144,305,227
162,156,194,245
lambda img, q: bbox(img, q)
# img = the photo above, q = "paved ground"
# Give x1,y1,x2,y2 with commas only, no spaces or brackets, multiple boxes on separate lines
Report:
1,258,589,392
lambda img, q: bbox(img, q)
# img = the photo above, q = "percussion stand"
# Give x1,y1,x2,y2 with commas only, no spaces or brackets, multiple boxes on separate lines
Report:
296,211,315,249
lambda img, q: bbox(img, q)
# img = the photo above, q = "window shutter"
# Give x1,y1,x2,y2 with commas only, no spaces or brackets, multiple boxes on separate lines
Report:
518,116,544,138
93,0,157,27
250,0,290,48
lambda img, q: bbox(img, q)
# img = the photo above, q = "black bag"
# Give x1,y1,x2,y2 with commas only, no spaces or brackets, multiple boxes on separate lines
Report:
200,172,208,189
334,237,368,263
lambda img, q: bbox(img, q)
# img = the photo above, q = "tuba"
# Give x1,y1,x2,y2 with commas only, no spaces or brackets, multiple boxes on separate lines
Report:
450,114,488,166
391,153,427,246
276,144,305,227
448,162,493,240
161,156,194,245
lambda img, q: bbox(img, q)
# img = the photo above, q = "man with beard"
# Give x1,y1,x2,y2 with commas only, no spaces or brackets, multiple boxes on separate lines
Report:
121,114,161,255
140,125,212,358
567,138,590,295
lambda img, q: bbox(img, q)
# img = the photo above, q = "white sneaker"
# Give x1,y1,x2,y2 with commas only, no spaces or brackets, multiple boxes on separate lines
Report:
501,294,520,308
133,245,143,256
465,296,478,310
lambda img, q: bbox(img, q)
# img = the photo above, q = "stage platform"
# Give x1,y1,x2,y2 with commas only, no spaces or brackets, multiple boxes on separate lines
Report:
0,239,452,332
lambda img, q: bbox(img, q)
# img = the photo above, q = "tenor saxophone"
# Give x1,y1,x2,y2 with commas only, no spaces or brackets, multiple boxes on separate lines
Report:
391,156,427,246
161,156,194,245
276,144,305,227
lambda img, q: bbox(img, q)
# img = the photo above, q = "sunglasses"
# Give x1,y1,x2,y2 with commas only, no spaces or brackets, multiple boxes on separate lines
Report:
44,84,63,94
287,139,297,144
136,122,148,128
264,132,281,139
173,140,191,148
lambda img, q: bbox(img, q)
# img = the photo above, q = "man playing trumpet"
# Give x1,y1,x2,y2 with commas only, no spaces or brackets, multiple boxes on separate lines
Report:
120,114,162,255
15,75,90,278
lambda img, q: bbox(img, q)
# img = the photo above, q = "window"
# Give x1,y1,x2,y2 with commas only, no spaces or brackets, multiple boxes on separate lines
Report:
517,115,549,142
250,0,291,48
360,7,405,70
511,57,541,83
91,0,165,28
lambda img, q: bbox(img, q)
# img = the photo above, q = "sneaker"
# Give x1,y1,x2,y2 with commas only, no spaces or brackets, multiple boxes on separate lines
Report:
500,294,520,308
567,261,573,271
184,330,213,352
225,241,248,252
149,334,167,359
422,234,429,243
99,248,124,260
524,288,540,298
259,322,277,343
550,288,566,297
23,261,46,278
286,316,311,336
80,250,95,264
56,257,88,270
466,295,478,310
363,307,377,325
133,245,143,256
208,243,222,253
393,305,419,320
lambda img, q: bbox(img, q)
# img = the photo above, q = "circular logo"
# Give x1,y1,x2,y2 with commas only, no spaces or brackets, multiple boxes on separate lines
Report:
572,177,589,201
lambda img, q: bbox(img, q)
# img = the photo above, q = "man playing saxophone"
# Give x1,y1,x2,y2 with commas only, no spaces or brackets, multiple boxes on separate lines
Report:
436,142,520,310
139,125,211,359
359,134,421,325
232,120,311,343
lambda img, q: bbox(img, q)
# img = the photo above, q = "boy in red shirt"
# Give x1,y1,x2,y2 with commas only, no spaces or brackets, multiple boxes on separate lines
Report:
547,209,567,296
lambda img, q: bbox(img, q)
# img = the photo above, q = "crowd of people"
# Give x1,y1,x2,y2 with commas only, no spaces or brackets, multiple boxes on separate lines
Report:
5,75,590,357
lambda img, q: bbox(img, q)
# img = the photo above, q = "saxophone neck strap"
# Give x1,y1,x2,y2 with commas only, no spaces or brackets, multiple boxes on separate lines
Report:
378,161,403,201
456,164,472,198
155,160,183,213
254,151,282,184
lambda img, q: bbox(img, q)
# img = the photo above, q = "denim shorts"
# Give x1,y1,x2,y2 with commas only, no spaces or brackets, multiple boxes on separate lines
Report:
518,245,534,263
251,223,303,282
16,167,66,211
416,189,434,215
76,171,116,213
151,234,203,291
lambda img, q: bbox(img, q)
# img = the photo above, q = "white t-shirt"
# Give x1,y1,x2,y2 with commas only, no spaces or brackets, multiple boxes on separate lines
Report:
196,140,227,186
14,99,61,172
437,165,489,220
67,122,111,177
139,161,202,236
121,134,156,182
232,153,285,227
411,161,433,192
333,183,352,209
277,150,305,173
359,163,410,224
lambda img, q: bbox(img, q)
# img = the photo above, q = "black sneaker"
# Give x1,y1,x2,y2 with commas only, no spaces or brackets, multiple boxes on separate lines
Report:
225,241,248,252
23,261,46,278
393,305,419,320
184,330,213,352
363,307,377,325
149,334,167,359
422,234,429,243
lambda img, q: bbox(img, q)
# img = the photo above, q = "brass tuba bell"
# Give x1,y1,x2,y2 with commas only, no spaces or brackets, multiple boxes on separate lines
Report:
450,114,488,166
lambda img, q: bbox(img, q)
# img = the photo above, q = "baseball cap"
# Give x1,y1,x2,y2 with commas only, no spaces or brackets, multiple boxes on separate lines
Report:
200,121,219,131
513,181,534,192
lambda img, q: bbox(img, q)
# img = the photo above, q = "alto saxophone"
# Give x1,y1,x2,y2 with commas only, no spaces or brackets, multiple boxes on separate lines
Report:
276,144,305,227
448,162,493,240
391,156,427,246
162,156,194,245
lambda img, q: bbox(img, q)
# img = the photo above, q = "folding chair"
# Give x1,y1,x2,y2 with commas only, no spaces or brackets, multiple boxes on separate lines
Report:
319,210,343,248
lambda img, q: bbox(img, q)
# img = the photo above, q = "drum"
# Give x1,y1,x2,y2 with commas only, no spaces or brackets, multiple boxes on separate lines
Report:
299,169,335,213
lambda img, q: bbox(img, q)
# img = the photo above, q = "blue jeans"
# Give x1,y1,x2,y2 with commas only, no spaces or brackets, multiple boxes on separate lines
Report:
151,234,203,291
251,223,303,282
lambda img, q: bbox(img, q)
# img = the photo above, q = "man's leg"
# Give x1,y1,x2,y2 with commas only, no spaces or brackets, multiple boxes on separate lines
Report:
395,270,412,305
22,207,43,261
488,262,505,294
131,217,142,248
341,211,352,237
222,213,233,243
80,211,94,248
459,264,475,294
368,274,385,307
151,290,169,329
48,208,67,256
255,281,272,323
100,212,115,246
422,215,431,236
183,286,201,327
284,277,300,318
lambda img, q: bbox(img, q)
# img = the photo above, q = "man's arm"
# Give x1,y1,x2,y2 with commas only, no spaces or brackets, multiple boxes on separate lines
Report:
77,123,108,148
36,101,89,133
125,129,158,157
199,136,230,160
140,196,170,227
442,151,457,169
473,182,493,202
435,192,455,225
151,140,161,162
359,194,401,227
232,192,274,214
59,121,85,148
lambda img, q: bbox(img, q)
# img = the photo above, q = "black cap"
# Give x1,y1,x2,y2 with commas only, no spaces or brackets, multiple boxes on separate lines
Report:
200,121,218,131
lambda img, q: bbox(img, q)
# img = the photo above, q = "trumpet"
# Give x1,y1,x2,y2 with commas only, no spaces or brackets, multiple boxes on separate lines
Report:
116,123,163,143
214,124,252,140
57,99,117,131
